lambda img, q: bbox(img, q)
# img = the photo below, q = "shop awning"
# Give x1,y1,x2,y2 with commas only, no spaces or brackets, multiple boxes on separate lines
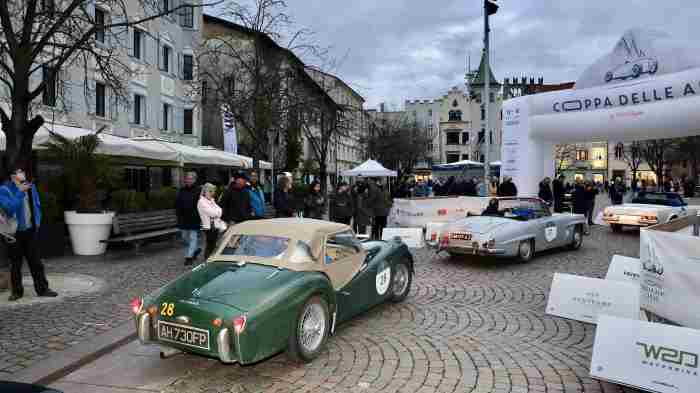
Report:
1,124,180,163
131,137,250,168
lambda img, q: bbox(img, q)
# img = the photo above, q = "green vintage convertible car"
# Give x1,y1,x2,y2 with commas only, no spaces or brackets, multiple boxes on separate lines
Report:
132,218,414,364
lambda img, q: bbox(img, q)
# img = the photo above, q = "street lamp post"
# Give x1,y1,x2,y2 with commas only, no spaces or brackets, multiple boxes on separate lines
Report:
483,0,498,182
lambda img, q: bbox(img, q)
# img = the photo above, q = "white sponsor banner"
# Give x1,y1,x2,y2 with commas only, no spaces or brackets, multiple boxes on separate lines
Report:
606,255,641,284
382,227,424,249
591,315,700,393
640,229,700,328
222,106,238,154
546,273,640,324
387,197,491,228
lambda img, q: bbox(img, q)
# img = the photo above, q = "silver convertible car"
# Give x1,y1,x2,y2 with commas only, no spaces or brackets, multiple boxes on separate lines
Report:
602,192,697,232
438,197,587,262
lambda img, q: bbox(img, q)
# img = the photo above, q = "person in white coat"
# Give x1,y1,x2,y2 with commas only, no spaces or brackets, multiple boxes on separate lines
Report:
198,183,225,259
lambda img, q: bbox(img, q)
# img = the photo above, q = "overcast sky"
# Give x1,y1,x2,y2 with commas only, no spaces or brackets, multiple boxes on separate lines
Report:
208,1,699,110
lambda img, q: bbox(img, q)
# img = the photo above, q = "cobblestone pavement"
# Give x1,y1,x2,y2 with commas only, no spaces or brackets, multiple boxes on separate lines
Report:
151,224,644,393
0,240,193,377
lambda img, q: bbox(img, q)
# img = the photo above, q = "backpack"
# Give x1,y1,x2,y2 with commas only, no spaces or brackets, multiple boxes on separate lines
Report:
0,186,18,242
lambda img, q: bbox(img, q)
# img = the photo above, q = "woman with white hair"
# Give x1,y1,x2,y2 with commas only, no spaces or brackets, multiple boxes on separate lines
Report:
197,183,226,259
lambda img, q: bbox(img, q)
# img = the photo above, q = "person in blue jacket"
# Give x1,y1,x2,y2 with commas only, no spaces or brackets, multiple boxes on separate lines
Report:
0,166,57,301
247,172,266,219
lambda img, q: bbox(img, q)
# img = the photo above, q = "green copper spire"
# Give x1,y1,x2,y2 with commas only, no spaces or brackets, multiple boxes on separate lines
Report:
469,49,500,87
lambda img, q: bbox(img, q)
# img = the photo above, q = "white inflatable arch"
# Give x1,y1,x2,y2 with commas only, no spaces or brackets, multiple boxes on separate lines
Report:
501,29,700,196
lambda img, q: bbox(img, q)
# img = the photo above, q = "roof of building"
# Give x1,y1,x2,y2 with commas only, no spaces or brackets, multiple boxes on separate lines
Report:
469,49,501,87
202,13,339,110
305,67,365,104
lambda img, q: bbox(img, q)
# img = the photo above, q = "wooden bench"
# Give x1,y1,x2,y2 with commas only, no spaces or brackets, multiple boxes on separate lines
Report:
102,209,179,254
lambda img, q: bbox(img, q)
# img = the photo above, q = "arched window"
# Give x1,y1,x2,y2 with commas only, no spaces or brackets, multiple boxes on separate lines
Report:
452,99,459,108
614,143,624,160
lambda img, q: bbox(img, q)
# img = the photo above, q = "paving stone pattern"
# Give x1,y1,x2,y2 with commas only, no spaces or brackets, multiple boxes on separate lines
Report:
0,241,194,378
159,225,645,393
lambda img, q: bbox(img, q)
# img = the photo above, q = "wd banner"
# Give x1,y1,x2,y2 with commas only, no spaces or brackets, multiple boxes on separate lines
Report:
640,229,700,328
591,315,700,393
387,197,491,228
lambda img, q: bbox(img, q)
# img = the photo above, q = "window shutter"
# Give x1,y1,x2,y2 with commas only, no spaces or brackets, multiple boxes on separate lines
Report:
174,106,183,134
109,88,117,120
127,27,133,57
177,52,182,79
157,102,163,130
143,97,149,128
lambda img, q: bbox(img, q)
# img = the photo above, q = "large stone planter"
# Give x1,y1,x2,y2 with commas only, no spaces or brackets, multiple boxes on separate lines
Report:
65,211,114,256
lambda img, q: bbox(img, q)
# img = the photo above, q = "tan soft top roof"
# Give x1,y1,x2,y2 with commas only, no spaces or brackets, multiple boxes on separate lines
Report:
210,218,352,270
231,218,349,243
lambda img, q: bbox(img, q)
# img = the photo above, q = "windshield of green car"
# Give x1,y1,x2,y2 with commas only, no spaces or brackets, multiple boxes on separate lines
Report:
221,235,290,258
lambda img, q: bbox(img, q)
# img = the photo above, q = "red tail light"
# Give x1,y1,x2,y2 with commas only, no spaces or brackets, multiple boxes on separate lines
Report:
440,234,450,247
430,233,437,241
233,315,247,335
130,298,143,314
437,209,448,216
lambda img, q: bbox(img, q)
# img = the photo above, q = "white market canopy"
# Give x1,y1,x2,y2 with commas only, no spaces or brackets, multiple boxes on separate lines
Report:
490,161,502,167
341,159,397,177
0,124,253,168
0,124,179,163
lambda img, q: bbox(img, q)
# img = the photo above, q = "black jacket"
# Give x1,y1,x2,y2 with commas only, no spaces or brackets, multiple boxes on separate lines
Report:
552,179,564,200
538,182,553,203
221,185,251,223
304,191,326,219
175,185,201,230
572,184,588,214
353,191,372,226
330,191,354,220
498,181,518,197
273,188,294,217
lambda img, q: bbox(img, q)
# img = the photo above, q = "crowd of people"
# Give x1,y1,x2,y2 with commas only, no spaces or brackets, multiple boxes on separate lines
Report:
175,172,395,265
392,176,519,198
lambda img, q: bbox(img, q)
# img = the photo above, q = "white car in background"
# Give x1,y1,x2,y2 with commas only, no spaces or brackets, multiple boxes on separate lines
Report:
602,192,695,232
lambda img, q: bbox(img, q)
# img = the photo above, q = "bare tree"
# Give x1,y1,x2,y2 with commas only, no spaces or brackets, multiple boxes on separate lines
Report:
0,0,216,174
197,0,326,162
615,141,644,186
553,143,577,177
639,139,678,190
676,136,700,182
367,115,430,182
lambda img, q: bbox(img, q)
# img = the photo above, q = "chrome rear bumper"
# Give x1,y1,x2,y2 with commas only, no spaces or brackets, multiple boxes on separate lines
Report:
136,312,237,364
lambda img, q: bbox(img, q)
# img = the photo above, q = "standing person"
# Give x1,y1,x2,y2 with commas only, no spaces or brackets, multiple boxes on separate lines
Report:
538,177,553,206
476,177,488,197
372,183,393,240
175,172,201,266
572,179,590,234
366,178,381,232
498,176,518,196
197,183,224,259
273,176,294,217
221,172,251,225
610,178,625,205
0,167,57,301
584,180,599,227
489,177,499,197
552,175,564,213
304,181,326,220
330,182,354,224
247,172,266,220
353,181,371,235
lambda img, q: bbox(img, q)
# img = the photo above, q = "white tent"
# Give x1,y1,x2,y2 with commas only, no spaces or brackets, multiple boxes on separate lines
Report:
341,159,397,177
433,160,485,169
490,161,502,167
